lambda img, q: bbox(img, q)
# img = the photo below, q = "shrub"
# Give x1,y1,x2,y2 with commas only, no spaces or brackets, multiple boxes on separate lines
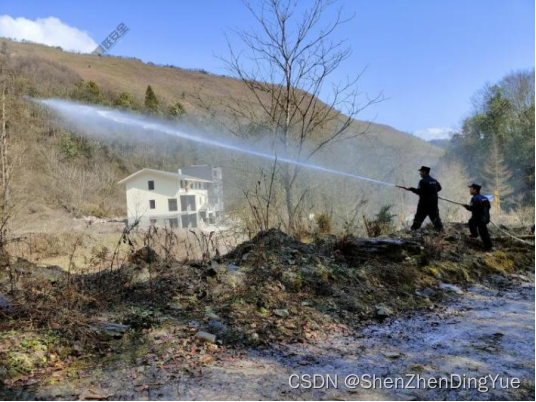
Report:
168,102,185,119
70,80,103,104
315,213,332,234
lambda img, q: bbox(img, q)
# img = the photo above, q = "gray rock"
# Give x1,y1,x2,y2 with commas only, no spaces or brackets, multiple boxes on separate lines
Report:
375,304,394,318
416,287,436,298
510,273,529,282
273,309,290,318
0,294,11,312
195,331,216,343
207,320,228,335
439,283,463,294
93,322,129,340
382,351,401,359
486,274,507,285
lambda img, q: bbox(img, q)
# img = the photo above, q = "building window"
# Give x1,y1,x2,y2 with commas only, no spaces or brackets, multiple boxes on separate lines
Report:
168,218,179,228
150,218,157,226
180,180,184,189
168,198,178,212
148,180,155,190
149,200,156,209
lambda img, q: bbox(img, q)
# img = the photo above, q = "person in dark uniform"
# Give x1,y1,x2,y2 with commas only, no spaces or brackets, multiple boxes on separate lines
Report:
464,183,493,251
398,166,443,231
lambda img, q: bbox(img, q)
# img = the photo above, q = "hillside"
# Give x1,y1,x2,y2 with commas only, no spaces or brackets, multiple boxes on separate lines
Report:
5,39,442,153
0,39,444,232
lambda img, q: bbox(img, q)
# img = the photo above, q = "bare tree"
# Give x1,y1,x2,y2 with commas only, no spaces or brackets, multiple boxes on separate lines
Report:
0,58,18,248
199,0,382,232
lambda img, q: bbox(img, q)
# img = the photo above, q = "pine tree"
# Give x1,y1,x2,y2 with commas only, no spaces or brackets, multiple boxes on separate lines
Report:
144,85,159,113
482,136,513,212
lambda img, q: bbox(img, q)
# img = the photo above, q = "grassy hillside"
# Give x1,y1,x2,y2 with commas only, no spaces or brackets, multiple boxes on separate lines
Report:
5,39,442,153
0,39,444,233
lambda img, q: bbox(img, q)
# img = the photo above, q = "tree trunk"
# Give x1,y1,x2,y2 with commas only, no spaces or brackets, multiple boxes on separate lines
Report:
282,165,295,232
1,84,7,210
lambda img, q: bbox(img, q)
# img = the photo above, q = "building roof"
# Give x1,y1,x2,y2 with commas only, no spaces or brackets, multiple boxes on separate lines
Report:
118,168,212,185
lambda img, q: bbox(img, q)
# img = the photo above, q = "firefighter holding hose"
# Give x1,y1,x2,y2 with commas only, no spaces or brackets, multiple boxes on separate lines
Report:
398,166,444,231
464,183,493,251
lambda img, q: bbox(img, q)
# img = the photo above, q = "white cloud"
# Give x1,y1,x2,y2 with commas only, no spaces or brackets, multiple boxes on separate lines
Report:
0,15,98,53
413,127,453,141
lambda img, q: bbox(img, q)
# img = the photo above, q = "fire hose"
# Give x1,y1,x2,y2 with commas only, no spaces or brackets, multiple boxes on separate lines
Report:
437,195,533,245
397,187,534,247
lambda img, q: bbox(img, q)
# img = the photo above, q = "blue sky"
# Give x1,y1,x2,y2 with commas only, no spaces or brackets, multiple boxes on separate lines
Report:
0,0,533,140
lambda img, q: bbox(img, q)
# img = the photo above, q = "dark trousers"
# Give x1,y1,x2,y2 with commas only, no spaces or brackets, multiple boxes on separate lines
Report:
411,204,443,231
469,218,493,250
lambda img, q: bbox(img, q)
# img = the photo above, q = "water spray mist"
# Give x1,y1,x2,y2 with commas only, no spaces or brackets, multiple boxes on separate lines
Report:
37,99,396,187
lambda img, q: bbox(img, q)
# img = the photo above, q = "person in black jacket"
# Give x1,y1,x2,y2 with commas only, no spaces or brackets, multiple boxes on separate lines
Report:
464,183,493,251
399,166,443,231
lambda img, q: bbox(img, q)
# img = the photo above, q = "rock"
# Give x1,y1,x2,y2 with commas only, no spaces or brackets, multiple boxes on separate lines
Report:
416,287,436,298
486,274,507,285
93,322,129,340
439,283,463,294
510,273,529,281
375,304,393,318
273,309,290,318
195,331,216,343
382,351,401,359
0,294,11,312
207,320,228,335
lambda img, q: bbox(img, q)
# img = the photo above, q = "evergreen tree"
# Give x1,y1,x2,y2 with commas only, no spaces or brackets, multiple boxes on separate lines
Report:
482,137,513,212
144,85,159,113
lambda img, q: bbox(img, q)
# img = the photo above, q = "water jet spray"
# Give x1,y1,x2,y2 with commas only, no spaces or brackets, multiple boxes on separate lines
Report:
36,99,397,187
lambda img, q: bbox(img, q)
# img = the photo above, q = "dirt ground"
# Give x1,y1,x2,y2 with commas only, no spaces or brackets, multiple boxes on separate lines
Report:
3,274,533,401
0,224,534,400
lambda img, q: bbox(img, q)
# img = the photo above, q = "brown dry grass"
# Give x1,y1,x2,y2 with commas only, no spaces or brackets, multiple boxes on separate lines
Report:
5,39,444,155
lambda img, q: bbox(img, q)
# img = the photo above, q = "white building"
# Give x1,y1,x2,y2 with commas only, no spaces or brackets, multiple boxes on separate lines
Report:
118,166,224,229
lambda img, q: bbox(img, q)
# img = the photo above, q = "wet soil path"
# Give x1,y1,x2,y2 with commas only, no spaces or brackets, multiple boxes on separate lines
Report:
4,277,535,400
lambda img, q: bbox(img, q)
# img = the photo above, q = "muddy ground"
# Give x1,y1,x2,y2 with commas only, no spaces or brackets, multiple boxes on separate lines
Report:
3,274,534,401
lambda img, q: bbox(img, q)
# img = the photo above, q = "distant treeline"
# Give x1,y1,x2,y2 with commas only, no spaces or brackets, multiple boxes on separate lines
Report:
444,69,535,208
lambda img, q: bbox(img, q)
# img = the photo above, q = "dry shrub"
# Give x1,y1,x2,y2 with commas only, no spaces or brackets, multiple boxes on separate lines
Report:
315,213,332,234
10,277,98,343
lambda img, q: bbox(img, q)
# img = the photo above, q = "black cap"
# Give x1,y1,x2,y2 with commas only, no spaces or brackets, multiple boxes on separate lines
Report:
418,166,430,173
468,183,481,191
